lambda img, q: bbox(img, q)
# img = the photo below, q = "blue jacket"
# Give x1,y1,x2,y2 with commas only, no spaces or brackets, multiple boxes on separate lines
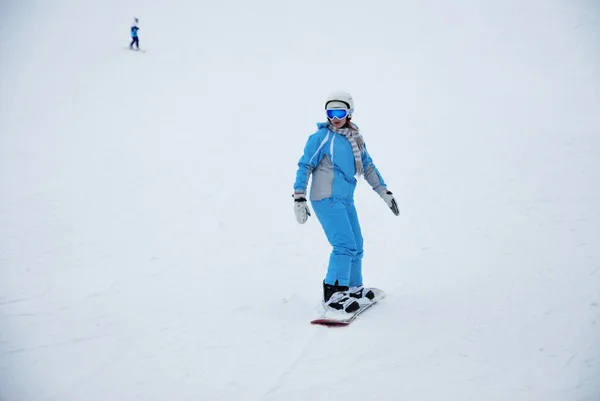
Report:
294,122,387,201
131,26,139,38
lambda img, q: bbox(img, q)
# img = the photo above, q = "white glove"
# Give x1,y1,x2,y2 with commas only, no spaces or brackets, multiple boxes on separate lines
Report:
380,189,399,216
293,192,311,224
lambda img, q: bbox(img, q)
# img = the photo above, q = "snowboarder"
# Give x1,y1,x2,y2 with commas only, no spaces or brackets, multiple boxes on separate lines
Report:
293,91,399,313
129,17,140,50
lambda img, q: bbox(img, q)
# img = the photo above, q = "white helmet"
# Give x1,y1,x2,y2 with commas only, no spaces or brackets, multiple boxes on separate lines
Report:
325,91,354,115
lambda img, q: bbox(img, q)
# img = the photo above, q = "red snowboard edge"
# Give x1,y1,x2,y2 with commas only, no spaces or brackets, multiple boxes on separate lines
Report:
310,319,349,326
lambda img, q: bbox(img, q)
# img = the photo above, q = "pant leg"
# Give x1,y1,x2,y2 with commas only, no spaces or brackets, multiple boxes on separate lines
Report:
346,201,364,287
130,38,135,47
312,198,357,287
134,37,139,48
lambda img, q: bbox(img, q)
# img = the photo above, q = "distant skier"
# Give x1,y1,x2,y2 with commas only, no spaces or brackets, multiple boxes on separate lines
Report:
292,91,399,313
129,17,140,50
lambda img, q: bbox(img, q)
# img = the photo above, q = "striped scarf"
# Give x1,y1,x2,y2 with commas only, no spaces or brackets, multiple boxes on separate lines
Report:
329,122,365,176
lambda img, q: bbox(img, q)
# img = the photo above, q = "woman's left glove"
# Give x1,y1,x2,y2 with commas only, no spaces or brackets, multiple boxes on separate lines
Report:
293,192,311,224
380,190,399,216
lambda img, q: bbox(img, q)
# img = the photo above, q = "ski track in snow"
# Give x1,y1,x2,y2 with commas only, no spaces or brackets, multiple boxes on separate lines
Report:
258,327,323,400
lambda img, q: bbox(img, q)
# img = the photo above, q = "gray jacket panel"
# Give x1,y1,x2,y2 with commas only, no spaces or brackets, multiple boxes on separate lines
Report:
310,154,335,201
364,163,387,196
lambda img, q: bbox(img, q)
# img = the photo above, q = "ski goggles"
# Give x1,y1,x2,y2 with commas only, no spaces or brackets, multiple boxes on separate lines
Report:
326,109,350,120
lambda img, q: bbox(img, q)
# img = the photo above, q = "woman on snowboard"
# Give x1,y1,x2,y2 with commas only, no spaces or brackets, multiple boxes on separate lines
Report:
293,91,399,313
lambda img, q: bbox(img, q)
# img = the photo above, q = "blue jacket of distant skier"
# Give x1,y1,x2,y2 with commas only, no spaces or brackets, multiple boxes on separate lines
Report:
131,26,139,38
294,122,388,201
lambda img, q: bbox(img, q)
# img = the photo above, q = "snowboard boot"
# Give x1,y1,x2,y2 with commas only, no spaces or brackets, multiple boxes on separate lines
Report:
348,285,375,305
323,282,360,313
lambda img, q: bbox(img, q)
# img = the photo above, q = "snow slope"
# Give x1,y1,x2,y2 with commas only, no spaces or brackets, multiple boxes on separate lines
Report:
1,0,599,400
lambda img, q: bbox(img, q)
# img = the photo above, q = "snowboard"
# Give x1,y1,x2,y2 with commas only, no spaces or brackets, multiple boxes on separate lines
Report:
125,47,146,53
310,288,385,326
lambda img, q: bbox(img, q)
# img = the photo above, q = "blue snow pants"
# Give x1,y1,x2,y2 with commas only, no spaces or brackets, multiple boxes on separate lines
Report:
312,197,364,288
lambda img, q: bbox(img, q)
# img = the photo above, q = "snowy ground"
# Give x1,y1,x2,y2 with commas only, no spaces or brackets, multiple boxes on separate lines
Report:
1,1,600,400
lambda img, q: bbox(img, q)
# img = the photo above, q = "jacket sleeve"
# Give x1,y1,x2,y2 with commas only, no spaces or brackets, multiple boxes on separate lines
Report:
362,144,388,195
294,132,327,194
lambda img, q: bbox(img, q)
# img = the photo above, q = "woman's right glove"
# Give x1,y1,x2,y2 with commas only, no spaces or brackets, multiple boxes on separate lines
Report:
293,192,311,224
380,189,400,216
